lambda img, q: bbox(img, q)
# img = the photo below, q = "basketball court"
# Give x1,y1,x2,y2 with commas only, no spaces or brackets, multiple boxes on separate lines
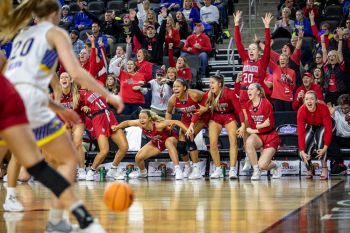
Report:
1,176,349,232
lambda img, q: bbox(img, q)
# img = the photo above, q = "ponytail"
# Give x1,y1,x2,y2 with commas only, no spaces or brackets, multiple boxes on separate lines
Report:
0,0,59,42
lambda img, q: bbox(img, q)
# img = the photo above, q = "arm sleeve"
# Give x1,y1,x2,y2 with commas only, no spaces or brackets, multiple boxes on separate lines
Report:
290,48,301,65
315,85,324,101
158,19,167,45
89,48,98,78
229,89,245,123
297,107,306,151
168,47,176,67
292,89,302,111
311,24,320,42
234,25,249,61
270,50,280,63
201,35,212,53
132,18,145,45
82,9,101,25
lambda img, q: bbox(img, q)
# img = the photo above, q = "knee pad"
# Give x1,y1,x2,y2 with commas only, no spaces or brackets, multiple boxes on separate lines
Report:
186,137,197,151
27,160,71,197
177,141,187,156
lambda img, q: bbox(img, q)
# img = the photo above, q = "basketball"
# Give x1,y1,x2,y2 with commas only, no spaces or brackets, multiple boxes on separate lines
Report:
103,182,134,212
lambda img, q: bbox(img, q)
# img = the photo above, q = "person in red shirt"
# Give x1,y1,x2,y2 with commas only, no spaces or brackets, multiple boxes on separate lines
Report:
297,90,332,180
58,72,86,180
182,22,212,75
269,54,296,111
111,109,191,180
164,16,181,57
197,75,246,179
292,72,324,111
321,29,347,105
166,79,209,179
245,83,281,180
309,10,331,48
233,11,273,108
135,49,153,82
168,43,192,82
87,35,108,85
80,88,128,181
303,0,320,22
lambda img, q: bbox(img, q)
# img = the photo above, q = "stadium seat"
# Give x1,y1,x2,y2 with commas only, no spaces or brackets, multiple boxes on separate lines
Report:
107,1,126,14
128,0,138,9
186,55,201,71
88,1,105,15
69,2,80,15
271,37,290,53
323,5,343,20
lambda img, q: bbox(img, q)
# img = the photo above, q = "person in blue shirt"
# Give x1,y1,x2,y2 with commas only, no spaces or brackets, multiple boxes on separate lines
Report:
59,5,74,30
161,0,183,11
74,1,92,30
294,10,312,37
87,22,109,53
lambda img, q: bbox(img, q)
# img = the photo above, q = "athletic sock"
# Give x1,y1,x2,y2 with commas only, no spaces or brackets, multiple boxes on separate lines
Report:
70,201,94,229
253,165,259,171
48,208,64,225
6,187,16,200
111,164,118,169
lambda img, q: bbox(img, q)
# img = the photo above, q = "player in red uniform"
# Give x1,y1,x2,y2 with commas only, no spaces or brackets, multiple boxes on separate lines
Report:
297,90,332,180
112,109,191,180
197,75,245,179
245,83,281,181
58,72,86,180
166,79,209,179
79,88,128,181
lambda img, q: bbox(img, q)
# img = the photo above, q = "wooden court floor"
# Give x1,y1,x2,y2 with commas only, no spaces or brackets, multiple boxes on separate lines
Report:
0,177,346,233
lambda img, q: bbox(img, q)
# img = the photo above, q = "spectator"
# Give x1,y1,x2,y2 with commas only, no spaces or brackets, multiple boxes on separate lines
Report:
74,1,92,31
109,36,132,76
309,10,332,48
166,67,178,85
137,0,151,28
131,8,167,65
70,30,85,57
340,9,350,28
294,10,312,36
89,22,109,52
213,0,228,28
182,23,212,75
59,5,73,30
79,48,90,71
279,0,297,20
269,54,296,111
149,69,173,115
168,43,193,82
328,94,350,175
161,0,182,11
303,0,320,21
292,72,324,111
164,17,181,56
135,49,153,82
297,90,332,180
115,60,147,115
87,34,108,84
273,7,295,35
175,11,192,40
309,51,323,71
105,75,119,95
200,0,219,24
312,67,325,88
147,10,160,29
321,30,347,105
121,14,133,43
181,0,200,26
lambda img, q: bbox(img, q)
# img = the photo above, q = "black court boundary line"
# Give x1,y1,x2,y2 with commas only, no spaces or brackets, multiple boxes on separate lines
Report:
260,179,345,233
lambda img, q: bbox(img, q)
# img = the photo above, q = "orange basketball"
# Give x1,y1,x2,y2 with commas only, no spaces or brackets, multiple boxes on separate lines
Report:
103,182,134,212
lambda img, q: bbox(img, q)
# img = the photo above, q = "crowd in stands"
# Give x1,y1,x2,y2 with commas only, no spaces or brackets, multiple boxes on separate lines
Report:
1,0,350,178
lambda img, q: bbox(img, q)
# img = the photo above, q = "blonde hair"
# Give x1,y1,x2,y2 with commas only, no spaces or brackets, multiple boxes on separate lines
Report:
0,0,59,42
57,73,80,110
206,75,225,113
251,83,266,98
140,109,164,122
167,67,178,79
327,50,340,63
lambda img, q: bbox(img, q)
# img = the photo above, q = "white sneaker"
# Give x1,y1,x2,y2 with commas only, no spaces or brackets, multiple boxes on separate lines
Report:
106,168,125,180
85,170,96,181
270,165,281,179
210,167,224,179
3,195,24,212
189,166,202,180
77,168,86,181
175,167,184,180
80,219,106,233
129,169,147,179
251,169,261,181
183,165,191,178
242,157,251,172
229,168,238,179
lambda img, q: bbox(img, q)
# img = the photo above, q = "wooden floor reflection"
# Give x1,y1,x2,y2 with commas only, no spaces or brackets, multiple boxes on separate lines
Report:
0,177,343,233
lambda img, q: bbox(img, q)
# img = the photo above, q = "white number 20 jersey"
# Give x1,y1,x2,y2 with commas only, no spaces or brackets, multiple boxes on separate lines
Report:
4,22,58,128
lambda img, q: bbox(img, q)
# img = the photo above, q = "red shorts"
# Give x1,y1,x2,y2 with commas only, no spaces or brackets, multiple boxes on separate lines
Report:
150,131,178,152
257,131,280,150
91,110,118,139
0,75,28,131
211,112,236,126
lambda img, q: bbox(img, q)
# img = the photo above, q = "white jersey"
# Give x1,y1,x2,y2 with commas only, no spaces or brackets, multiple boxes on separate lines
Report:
4,22,58,128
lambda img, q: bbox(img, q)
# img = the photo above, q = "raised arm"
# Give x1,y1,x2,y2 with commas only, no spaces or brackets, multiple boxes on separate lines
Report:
260,12,273,69
337,28,344,63
233,11,248,61
165,95,176,120
320,34,328,64
112,119,141,131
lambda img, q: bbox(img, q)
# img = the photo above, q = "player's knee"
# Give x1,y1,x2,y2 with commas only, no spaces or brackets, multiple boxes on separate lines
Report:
185,137,197,151
135,155,143,164
118,143,129,154
177,141,187,156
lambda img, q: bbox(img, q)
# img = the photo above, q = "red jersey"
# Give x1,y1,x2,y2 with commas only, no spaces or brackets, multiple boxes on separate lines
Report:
292,83,324,111
118,70,145,104
175,93,200,126
269,61,296,101
79,89,109,114
247,98,275,134
235,26,270,103
297,102,332,151
89,47,108,85
59,91,83,119
202,87,245,123
135,60,153,82
142,123,174,151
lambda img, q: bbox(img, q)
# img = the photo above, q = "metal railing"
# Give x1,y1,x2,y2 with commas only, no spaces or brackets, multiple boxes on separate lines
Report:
249,0,258,30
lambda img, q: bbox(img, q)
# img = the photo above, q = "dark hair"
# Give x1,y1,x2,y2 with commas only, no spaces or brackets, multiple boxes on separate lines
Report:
284,43,295,54
338,94,350,106
174,78,189,90
138,49,150,61
105,10,113,14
